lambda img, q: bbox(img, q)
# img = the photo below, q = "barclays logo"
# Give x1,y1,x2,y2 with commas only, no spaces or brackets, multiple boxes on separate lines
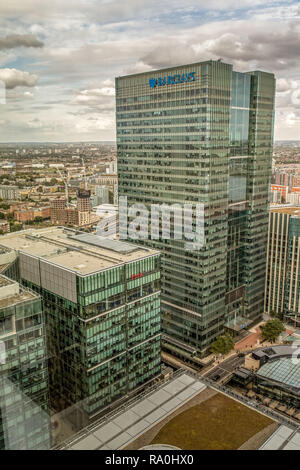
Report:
149,78,157,89
149,72,195,89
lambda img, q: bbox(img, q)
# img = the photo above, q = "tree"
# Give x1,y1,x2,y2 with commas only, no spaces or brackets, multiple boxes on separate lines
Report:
0,212,5,219
210,334,234,356
270,309,284,321
260,319,284,343
9,222,22,233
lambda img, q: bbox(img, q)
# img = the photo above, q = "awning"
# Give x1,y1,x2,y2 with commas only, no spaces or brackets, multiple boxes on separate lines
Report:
225,316,252,332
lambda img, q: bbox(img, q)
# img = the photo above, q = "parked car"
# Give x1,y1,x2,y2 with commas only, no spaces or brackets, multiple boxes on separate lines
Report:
212,374,221,381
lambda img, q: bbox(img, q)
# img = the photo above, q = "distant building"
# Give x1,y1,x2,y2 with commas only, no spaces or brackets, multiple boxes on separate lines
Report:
271,190,283,204
14,206,51,223
77,189,91,212
272,170,294,188
270,184,288,204
91,186,110,207
77,189,91,226
0,186,20,201
31,164,45,169
49,163,64,169
291,187,300,194
113,183,118,205
106,162,117,174
0,221,10,234
50,197,67,223
50,198,79,226
287,192,300,205
97,175,118,187
272,170,300,189
50,191,93,228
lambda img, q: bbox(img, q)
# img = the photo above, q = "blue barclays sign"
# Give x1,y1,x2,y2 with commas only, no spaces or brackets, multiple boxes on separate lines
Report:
149,72,195,89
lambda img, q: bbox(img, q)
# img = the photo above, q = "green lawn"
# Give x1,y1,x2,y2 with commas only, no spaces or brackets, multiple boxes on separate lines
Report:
151,393,273,450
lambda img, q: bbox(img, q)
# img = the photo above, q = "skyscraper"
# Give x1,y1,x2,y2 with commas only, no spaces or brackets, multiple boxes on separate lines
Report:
116,60,275,357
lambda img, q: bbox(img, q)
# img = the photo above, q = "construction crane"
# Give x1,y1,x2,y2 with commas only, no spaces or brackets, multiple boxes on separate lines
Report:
56,168,70,207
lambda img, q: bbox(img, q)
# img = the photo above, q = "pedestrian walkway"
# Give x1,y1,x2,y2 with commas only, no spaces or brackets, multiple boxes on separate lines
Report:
234,324,295,352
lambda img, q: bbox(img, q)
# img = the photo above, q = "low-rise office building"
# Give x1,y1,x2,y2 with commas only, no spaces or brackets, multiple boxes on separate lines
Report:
0,227,161,429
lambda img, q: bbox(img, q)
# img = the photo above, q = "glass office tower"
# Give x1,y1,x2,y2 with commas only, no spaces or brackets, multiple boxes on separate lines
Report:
0,227,161,435
0,276,50,450
116,60,275,357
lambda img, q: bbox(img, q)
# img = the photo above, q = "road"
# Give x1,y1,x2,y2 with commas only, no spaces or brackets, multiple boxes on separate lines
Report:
202,353,246,383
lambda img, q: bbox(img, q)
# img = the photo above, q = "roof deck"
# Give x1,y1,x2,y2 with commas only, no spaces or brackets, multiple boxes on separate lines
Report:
0,227,159,275
0,275,37,310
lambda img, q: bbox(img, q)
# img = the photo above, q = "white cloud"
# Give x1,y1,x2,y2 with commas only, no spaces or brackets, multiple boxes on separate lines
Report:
285,112,300,127
6,90,34,100
71,82,115,111
0,68,38,89
276,78,298,93
75,116,115,132
0,1,292,23
24,91,34,98
0,1,299,140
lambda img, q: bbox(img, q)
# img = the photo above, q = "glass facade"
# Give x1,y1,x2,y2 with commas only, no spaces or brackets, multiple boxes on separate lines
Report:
285,216,300,316
0,278,50,450
265,211,300,319
254,358,300,408
116,60,275,356
21,253,161,431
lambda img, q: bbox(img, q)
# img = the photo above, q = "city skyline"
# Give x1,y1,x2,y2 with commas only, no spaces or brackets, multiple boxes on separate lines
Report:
0,0,299,142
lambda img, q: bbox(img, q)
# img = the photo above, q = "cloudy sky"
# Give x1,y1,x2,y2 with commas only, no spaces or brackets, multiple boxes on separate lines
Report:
0,0,299,142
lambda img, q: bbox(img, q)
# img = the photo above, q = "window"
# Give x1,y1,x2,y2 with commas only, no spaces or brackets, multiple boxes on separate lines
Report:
0,315,14,336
